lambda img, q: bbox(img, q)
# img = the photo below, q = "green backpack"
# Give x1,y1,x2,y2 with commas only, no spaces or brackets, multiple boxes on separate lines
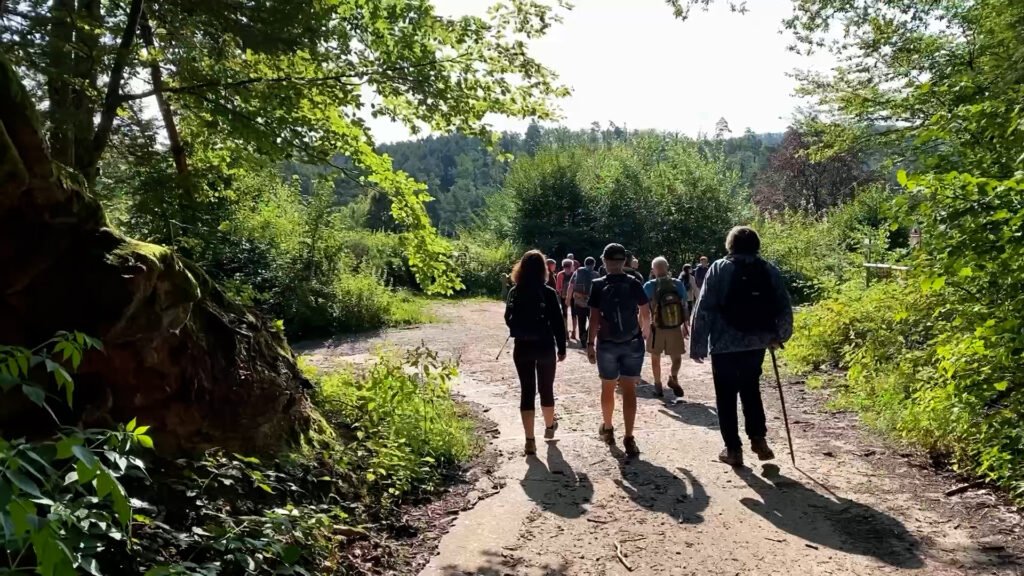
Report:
654,277,685,329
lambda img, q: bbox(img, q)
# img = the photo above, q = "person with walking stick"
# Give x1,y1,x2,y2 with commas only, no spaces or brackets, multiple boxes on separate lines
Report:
689,226,794,467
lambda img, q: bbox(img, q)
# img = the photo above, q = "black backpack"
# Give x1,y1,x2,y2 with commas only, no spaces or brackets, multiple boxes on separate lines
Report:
597,277,640,343
506,286,548,340
722,257,779,333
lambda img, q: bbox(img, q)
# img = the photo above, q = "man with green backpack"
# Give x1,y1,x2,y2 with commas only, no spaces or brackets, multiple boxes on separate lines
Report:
643,256,689,402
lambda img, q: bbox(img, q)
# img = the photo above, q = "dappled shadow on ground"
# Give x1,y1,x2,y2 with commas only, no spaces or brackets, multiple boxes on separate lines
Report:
659,400,719,430
615,460,708,524
440,550,568,576
735,464,924,568
519,442,593,519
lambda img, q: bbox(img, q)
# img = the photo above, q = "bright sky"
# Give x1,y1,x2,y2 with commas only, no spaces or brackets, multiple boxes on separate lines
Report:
367,0,835,143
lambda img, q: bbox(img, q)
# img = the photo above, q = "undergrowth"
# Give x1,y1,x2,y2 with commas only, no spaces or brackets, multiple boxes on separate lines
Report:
786,277,1024,503
2,338,474,575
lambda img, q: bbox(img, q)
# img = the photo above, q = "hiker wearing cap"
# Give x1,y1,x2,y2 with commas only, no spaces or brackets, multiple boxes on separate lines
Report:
555,259,576,339
690,226,794,467
567,257,597,345
505,250,568,456
643,257,689,402
586,243,651,457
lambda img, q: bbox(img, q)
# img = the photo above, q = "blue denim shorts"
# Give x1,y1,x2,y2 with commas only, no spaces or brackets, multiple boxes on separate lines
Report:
596,337,645,381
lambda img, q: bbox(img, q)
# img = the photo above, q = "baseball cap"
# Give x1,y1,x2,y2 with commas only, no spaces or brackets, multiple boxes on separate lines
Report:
602,243,627,261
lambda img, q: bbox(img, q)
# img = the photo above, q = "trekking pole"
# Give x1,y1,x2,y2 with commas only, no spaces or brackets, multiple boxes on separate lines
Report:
770,348,797,466
495,336,511,361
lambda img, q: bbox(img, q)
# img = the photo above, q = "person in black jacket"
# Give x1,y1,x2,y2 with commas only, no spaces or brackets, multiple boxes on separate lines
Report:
505,250,568,455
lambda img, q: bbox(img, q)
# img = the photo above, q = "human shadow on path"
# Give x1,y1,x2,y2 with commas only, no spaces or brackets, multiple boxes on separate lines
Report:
734,464,923,568
441,550,568,576
659,400,720,431
615,459,708,524
519,442,593,519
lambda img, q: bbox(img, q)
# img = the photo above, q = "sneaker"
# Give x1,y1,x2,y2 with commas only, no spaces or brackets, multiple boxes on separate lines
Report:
623,436,640,457
598,424,615,446
525,438,537,455
667,376,684,399
544,421,559,440
750,438,775,461
718,448,743,467
653,381,664,398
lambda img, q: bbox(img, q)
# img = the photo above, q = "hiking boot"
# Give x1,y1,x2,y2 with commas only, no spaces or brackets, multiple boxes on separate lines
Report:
524,438,537,455
544,420,559,440
623,436,640,457
667,376,684,399
750,438,775,461
718,448,743,467
653,381,664,398
598,424,615,446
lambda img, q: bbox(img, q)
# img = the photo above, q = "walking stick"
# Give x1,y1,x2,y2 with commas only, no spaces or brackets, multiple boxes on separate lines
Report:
770,348,796,466
495,336,511,361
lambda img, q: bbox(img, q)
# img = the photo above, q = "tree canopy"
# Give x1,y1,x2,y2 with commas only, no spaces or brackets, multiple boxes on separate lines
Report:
2,0,570,292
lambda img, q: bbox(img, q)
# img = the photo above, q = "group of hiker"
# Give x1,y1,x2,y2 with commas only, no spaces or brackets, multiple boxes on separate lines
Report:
503,226,794,466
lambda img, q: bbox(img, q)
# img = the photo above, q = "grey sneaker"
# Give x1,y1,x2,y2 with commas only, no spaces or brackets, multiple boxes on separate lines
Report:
750,438,775,461
623,436,640,457
599,424,615,446
544,420,559,440
719,448,743,467
525,438,537,455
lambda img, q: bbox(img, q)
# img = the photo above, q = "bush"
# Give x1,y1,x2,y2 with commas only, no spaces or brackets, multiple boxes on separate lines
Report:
308,347,475,503
757,186,899,304
453,229,519,297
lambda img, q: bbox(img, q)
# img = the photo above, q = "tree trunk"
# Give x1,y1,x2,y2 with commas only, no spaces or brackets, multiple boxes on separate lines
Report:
0,57,313,455
46,0,75,166
138,9,189,178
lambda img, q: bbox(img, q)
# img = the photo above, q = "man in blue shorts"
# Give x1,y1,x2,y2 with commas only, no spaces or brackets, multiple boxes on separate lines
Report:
586,243,651,456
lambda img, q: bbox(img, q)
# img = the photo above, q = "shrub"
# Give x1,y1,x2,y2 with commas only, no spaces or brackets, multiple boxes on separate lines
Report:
453,229,519,297
308,347,475,503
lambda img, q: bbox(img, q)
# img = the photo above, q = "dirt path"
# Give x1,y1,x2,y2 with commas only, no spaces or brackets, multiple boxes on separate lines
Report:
302,301,1022,576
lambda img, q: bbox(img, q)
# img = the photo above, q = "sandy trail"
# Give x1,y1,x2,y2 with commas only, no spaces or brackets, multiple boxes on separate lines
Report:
302,301,1021,576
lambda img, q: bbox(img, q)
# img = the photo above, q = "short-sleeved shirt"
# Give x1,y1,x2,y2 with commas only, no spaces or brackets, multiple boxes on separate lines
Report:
643,277,687,302
588,274,649,312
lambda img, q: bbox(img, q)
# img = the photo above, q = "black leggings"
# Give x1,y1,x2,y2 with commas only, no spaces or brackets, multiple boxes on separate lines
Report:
513,339,557,411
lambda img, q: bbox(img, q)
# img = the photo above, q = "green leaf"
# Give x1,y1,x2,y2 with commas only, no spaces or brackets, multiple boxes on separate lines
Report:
896,169,908,186
72,444,99,469
126,417,137,432
994,381,1009,391
5,469,42,497
55,435,83,459
76,460,98,484
136,434,154,450
281,544,302,565
20,384,46,407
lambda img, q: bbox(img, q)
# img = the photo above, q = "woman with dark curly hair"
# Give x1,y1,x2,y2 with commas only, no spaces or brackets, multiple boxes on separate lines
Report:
504,250,567,455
